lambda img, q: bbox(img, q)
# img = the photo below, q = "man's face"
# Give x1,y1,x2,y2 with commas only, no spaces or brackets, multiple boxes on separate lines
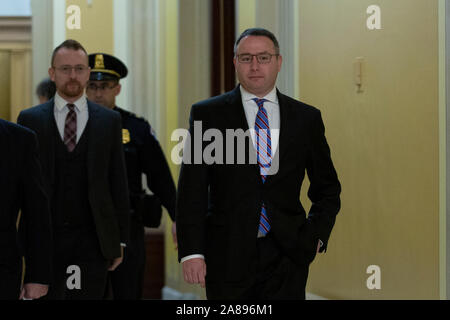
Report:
233,35,282,97
48,48,90,101
85,80,121,109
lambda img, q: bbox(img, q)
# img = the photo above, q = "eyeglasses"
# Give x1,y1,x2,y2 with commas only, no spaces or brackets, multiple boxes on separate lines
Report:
54,65,89,75
236,53,279,64
86,82,118,92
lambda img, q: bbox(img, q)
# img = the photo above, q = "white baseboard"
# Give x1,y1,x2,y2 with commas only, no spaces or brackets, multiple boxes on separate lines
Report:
162,287,327,300
162,286,200,300
306,292,328,300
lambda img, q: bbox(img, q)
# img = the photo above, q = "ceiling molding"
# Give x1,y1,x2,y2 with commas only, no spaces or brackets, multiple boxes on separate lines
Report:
0,16,31,43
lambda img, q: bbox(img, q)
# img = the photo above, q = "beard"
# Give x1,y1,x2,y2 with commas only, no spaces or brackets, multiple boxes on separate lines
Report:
60,80,84,98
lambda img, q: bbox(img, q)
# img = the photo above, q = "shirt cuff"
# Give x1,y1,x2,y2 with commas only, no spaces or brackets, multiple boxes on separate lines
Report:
181,254,204,263
120,243,126,247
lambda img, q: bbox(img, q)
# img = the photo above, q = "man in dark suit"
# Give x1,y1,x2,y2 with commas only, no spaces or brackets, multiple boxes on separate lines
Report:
86,53,177,299
17,40,130,299
0,119,52,300
176,28,341,299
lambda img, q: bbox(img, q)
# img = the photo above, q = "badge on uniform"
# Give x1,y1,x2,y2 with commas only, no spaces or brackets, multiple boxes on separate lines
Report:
122,129,131,144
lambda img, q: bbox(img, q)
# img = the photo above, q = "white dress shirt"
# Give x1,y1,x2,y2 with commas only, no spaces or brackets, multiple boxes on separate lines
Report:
53,92,89,143
240,86,280,155
181,86,281,263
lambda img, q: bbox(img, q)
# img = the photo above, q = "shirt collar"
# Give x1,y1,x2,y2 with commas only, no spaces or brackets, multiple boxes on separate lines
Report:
240,85,278,105
54,92,87,112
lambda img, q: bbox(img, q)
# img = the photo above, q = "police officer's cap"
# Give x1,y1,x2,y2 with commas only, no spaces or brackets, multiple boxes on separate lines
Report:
88,53,128,81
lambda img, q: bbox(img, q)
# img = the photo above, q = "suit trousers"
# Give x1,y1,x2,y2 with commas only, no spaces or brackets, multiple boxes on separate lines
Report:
108,218,146,300
43,226,108,300
250,233,309,299
206,233,309,300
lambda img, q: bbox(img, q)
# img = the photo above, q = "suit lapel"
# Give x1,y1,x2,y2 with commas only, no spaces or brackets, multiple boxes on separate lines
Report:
265,90,296,183
224,86,250,132
225,86,261,181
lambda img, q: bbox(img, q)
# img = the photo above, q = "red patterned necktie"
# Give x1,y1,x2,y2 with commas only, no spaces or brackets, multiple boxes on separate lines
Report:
253,98,271,236
64,103,77,152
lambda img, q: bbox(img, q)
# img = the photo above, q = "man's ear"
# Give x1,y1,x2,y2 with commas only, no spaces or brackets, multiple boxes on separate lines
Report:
48,67,55,81
115,83,122,97
277,54,283,72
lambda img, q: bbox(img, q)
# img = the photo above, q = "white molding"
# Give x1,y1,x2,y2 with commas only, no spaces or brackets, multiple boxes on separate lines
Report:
277,0,297,98
31,0,49,106
123,0,163,136
52,0,65,47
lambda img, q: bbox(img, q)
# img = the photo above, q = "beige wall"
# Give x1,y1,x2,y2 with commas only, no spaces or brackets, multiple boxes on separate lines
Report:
0,16,32,122
66,0,114,54
299,0,440,299
0,51,11,120
10,48,32,122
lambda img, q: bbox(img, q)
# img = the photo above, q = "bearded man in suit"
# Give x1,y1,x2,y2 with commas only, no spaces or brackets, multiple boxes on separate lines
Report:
17,40,130,299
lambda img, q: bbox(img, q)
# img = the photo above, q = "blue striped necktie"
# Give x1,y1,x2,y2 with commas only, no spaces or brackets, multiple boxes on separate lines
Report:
253,98,271,237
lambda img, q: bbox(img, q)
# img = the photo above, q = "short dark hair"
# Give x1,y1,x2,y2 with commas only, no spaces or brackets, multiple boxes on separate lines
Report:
234,28,280,55
36,77,56,100
51,39,88,67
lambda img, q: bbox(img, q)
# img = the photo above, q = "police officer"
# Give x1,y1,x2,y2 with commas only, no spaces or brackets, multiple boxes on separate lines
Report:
86,53,177,300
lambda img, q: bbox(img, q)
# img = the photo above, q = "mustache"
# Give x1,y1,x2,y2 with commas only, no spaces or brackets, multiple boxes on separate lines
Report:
66,80,81,86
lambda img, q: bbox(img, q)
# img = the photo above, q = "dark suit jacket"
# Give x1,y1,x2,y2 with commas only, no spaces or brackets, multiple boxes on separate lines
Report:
0,119,52,289
176,86,341,285
17,99,130,260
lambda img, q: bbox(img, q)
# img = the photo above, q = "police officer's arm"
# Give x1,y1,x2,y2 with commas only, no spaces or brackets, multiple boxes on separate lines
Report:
109,112,131,247
139,123,176,221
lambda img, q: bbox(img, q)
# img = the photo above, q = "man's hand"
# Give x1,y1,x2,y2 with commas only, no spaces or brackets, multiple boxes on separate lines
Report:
172,222,177,250
182,258,206,288
317,240,323,253
19,283,48,300
109,246,124,271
